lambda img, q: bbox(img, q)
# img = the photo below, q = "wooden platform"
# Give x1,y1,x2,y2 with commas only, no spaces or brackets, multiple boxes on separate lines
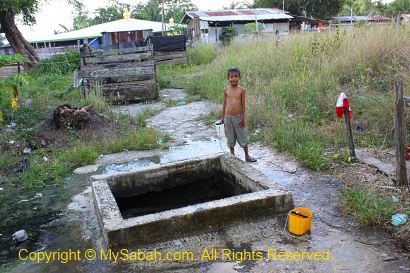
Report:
80,46,157,103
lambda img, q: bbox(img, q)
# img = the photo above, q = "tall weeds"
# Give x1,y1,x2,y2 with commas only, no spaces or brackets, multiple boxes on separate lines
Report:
190,26,410,170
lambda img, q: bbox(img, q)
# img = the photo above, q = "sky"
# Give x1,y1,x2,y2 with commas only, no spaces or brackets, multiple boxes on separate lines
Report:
16,0,240,40
15,0,396,40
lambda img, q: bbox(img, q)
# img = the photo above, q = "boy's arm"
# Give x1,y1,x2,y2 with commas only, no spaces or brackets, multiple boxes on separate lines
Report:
240,88,246,128
221,87,227,123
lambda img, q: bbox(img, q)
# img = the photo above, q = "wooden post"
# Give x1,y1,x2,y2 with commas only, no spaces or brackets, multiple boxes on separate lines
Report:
161,0,165,36
344,108,356,159
394,80,408,186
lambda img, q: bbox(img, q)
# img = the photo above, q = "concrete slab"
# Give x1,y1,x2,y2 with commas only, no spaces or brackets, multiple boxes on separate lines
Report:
91,153,293,250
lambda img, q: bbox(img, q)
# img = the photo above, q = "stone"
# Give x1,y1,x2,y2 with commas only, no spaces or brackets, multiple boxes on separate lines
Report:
12,230,28,243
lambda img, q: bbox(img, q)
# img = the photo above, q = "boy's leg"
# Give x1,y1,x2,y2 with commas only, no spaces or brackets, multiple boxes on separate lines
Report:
224,116,237,154
244,146,249,158
243,146,256,162
233,117,257,162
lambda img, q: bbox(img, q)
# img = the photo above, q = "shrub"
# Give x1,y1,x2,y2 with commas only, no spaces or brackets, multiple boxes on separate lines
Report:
31,50,80,75
219,26,238,46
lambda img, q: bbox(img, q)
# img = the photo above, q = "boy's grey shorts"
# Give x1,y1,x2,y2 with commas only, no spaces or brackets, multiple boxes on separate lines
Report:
224,115,249,148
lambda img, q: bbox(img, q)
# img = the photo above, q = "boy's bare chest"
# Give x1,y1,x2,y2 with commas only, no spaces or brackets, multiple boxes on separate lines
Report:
226,89,242,99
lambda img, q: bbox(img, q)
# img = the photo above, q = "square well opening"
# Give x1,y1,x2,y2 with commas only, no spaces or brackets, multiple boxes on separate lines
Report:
113,166,253,219
92,154,293,249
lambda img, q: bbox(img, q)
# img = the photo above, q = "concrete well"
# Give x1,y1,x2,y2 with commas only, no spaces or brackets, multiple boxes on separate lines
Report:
91,153,293,250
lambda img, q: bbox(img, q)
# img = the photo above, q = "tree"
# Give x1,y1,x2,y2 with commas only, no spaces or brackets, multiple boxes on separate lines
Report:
387,0,410,17
72,1,92,30
132,0,162,21
253,0,344,18
352,0,374,15
224,1,253,10
0,0,80,68
91,1,131,25
0,0,41,68
165,0,197,23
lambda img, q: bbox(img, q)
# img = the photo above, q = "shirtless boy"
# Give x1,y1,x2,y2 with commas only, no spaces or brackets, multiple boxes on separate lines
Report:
221,67,257,162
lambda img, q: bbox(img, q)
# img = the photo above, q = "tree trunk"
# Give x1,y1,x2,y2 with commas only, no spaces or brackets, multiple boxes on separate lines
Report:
0,10,39,68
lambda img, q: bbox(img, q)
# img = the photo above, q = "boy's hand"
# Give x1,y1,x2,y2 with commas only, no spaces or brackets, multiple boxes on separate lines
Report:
240,117,245,128
220,117,224,124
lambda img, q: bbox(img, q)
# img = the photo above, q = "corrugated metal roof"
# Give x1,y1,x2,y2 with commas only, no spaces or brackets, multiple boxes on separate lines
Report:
27,18,170,43
182,8,292,23
331,15,390,22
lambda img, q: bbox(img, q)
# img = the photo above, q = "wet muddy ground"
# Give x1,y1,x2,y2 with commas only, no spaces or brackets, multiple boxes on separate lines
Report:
1,89,409,273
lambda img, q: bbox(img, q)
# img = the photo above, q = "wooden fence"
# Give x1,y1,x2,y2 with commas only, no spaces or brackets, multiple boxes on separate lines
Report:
80,45,157,103
150,35,187,64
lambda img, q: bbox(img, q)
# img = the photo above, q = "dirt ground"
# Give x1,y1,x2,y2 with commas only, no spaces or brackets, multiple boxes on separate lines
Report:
1,88,409,273
64,88,410,273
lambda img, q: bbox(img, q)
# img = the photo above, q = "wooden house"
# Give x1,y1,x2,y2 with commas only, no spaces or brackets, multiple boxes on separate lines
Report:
181,8,293,43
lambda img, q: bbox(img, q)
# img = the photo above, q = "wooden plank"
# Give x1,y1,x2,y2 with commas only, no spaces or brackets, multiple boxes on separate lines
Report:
154,50,186,57
81,60,154,72
90,74,155,84
154,51,186,59
103,79,156,89
156,57,187,65
394,80,408,186
84,52,153,65
81,66,155,78
154,51,187,64
102,84,158,102
89,46,153,57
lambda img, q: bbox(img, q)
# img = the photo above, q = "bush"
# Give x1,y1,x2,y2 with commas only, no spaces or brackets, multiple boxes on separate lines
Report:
219,26,238,46
31,50,80,75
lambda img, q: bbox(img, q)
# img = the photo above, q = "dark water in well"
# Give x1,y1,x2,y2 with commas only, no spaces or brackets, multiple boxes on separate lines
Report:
116,171,251,219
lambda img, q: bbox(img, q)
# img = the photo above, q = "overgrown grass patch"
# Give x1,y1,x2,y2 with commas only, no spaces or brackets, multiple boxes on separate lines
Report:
101,127,161,153
189,27,410,170
339,187,394,227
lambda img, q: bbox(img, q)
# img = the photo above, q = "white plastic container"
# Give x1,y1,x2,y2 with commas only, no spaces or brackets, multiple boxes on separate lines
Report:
214,121,225,138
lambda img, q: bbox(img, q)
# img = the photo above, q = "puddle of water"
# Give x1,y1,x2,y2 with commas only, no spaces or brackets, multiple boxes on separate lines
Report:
207,262,238,273
103,156,161,174
257,168,296,186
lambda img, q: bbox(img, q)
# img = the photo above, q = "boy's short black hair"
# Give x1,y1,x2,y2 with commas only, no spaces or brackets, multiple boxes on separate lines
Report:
227,67,240,76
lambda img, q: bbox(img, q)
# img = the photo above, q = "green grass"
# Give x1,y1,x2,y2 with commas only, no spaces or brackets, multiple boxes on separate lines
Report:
205,109,221,126
101,127,161,153
15,127,163,188
156,43,218,89
0,155,17,174
187,43,217,66
188,26,410,170
339,187,394,227
135,108,160,128
0,57,165,188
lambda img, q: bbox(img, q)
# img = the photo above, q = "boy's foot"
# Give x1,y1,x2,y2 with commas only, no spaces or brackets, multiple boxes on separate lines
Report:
245,156,257,162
